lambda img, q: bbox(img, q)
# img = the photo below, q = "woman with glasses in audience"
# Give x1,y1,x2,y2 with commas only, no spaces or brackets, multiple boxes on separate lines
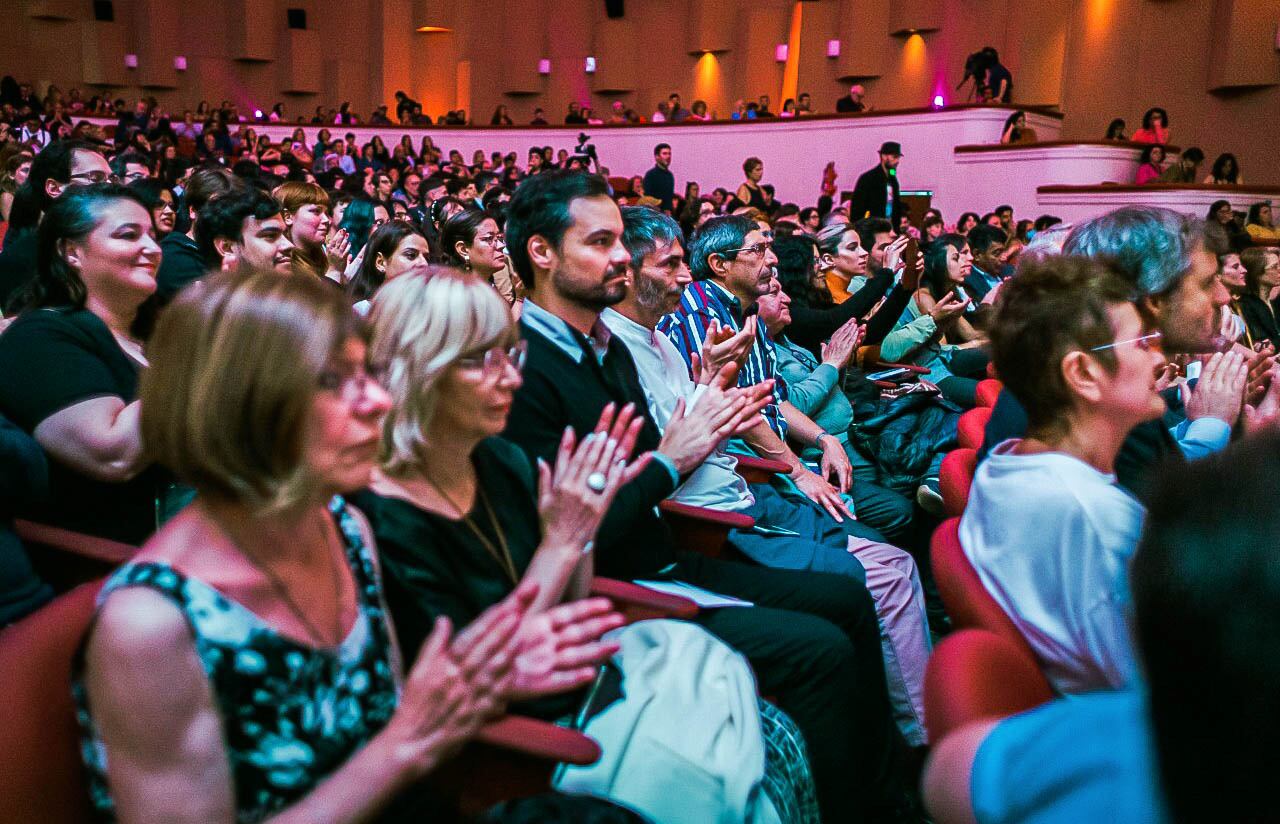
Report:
0,184,166,543
1238,247,1280,348
347,221,432,315
961,256,1175,694
440,208,523,306
74,270,629,823
125,178,177,238
357,268,819,824
881,233,988,407
337,197,388,259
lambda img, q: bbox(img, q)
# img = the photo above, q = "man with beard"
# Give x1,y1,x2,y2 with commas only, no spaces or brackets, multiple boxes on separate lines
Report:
604,206,931,747
195,186,295,275
502,171,919,823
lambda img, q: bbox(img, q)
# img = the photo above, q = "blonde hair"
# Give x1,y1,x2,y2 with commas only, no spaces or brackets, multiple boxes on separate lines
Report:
369,266,516,475
141,269,362,513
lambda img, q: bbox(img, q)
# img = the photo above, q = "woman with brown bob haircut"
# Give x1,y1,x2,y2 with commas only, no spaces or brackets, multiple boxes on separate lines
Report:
273,180,349,284
74,270,626,822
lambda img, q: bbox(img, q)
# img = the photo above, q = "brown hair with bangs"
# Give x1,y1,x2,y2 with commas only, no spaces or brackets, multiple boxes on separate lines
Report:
141,269,363,513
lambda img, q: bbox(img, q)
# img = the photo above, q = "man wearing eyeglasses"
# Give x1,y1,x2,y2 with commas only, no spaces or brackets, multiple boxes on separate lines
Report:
0,140,112,314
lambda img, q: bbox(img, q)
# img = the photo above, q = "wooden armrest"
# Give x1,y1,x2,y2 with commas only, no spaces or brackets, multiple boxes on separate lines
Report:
590,576,699,622
475,715,601,765
733,454,789,484
658,500,754,529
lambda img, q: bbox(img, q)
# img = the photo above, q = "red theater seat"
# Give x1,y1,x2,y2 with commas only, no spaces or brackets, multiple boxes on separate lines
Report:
975,379,1003,408
924,628,1054,741
930,518,1033,656
938,448,977,518
957,406,992,451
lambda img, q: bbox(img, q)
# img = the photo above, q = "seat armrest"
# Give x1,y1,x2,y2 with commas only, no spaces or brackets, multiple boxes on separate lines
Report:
590,576,699,622
658,500,754,529
475,715,601,765
658,500,754,560
872,361,931,374
733,454,789,484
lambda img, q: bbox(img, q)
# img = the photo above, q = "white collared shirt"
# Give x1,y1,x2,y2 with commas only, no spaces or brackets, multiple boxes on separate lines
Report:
602,308,753,512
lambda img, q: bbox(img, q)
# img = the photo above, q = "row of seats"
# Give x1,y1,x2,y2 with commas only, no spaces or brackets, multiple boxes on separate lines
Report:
922,379,1055,749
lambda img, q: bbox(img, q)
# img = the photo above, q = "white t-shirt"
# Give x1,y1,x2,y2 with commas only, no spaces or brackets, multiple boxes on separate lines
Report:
958,440,1144,693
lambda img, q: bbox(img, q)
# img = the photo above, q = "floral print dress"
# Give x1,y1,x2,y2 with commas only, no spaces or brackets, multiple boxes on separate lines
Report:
72,497,400,823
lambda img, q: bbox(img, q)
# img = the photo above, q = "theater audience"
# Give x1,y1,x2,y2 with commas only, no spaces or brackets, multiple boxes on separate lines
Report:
500,170,916,822
1237,247,1280,348
346,220,432,314
1134,144,1165,184
1245,200,1280,243
1218,249,1252,346
0,184,163,542
961,224,1008,303
1131,107,1170,144
74,269,628,823
125,177,176,237
273,180,345,281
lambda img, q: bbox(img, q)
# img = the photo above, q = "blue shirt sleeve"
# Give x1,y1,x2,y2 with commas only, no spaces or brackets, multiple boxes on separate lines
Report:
1171,416,1231,461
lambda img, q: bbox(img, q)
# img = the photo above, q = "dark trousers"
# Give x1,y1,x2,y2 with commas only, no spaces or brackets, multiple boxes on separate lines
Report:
674,551,906,822
937,347,992,408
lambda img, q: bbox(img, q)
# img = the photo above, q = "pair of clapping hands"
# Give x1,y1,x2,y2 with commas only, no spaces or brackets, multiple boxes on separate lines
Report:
1168,348,1280,434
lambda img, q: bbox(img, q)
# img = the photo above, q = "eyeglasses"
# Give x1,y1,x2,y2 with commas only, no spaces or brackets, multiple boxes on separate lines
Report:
456,341,527,376
317,366,385,405
1090,331,1163,353
476,233,505,246
69,171,120,184
721,241,773,257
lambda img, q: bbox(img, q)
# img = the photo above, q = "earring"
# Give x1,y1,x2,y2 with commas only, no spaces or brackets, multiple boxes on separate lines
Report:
462,256,471,271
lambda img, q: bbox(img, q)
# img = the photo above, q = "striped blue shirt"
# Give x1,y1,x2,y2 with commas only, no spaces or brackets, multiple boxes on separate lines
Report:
657,279,789,437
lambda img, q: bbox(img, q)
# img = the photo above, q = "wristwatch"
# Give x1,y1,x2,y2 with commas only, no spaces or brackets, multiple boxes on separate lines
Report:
815,432,834,449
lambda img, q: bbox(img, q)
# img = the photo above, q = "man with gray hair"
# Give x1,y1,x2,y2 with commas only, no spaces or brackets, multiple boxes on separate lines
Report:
606,206,932,747
980,205,1276,498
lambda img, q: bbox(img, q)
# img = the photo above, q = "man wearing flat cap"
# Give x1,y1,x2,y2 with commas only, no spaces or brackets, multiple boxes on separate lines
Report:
850,141,903,221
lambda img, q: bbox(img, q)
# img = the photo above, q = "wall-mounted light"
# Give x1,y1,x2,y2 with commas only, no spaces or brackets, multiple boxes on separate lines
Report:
932,94,944,109
585,56,596,73
123,53,138,69
826,39,840,58
173,55,187,71
774,43,788,62
415,25,451,33
538,58,551,75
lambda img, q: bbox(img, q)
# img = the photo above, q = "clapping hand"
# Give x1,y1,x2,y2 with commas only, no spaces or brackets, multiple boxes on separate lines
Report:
325,228,352,275
820,320,864,370
1187,351,1248,425
658,363,775,474
507,598,624,700
696,317,757,384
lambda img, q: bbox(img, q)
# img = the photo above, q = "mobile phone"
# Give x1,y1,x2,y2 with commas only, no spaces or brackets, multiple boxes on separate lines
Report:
901,236,919,278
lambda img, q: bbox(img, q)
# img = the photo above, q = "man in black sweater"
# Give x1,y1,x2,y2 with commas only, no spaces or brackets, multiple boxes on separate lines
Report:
501,170,914,823
641,143,675,214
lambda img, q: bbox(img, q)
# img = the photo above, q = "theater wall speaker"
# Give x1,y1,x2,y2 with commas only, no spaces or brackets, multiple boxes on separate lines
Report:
605,0,624,19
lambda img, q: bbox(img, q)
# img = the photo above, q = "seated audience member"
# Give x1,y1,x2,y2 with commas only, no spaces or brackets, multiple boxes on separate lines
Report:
357,268,818,822
440,208,523,305
339,197,390,258
1131,107,1170,144
963,256,1161,692
1245,200,1280,243
929,431,1280,824
155,165,238,304
1203,152,1241,185
1134,145,1165,184
0,139,111,312
0,185,164,542
274,180,346,282
980,207,1248,499
955,212,979,236
1206,198,1249,251
1104,117,1128,141
608,208,929,744
962,223,1008,303
109,151,151,183
501,170,916,823
1218,249,1253,347
0,413,53,625
822,220,872,301
346,221,432,315
195,185,294,274
999,111,1037,144
836,84,867,113
1156,147,1203,183
881,234,989,407
75,269,629,823
1237,247,1280,347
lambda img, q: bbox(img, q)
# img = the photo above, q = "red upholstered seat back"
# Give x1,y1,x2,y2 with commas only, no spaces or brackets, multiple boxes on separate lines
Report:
938,448,977,518
930,517,1034,654
924,628,1054,741
975,378,1003,408
0,580,103,824
956,406,992,451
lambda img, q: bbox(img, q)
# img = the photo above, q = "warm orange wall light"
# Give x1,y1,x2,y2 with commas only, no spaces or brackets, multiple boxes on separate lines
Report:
694,51,724,115
780,1,803,105
1084,0,1114,39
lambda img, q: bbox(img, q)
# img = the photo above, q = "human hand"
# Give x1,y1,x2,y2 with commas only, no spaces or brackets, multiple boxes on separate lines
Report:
506,598,624,701
1153,362,1179,393
698,317,756,383
882,235,910,275
343,244,366,285
325,228,352,274
538,403,650,552
818,435,852,493
1246,349,1277,406
658,365,774,473
980,281,1003,306
791,467,853,523
820,320,864,370
1243,363,1280,435
1186,351,1247,425
928,292,969,324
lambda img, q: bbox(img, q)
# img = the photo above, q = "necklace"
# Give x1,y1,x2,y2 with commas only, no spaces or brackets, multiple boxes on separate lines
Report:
421,472,520,585
221,510,346,648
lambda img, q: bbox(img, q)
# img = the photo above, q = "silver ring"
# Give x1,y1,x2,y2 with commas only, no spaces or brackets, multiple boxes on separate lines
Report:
586,472,608,493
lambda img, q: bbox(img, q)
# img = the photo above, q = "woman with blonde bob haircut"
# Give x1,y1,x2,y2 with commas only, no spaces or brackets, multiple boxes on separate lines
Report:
76,270,627,823
358,268,822,824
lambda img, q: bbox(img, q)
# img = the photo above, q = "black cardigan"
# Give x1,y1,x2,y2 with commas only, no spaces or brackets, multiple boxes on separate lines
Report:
502,318,680,581
1239,293,1280,347
786,265,913,356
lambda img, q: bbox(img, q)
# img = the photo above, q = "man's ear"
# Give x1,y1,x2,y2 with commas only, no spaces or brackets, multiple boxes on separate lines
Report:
45,178,64,202
527,234,556,274
707,251,731,279
213,237,237,268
